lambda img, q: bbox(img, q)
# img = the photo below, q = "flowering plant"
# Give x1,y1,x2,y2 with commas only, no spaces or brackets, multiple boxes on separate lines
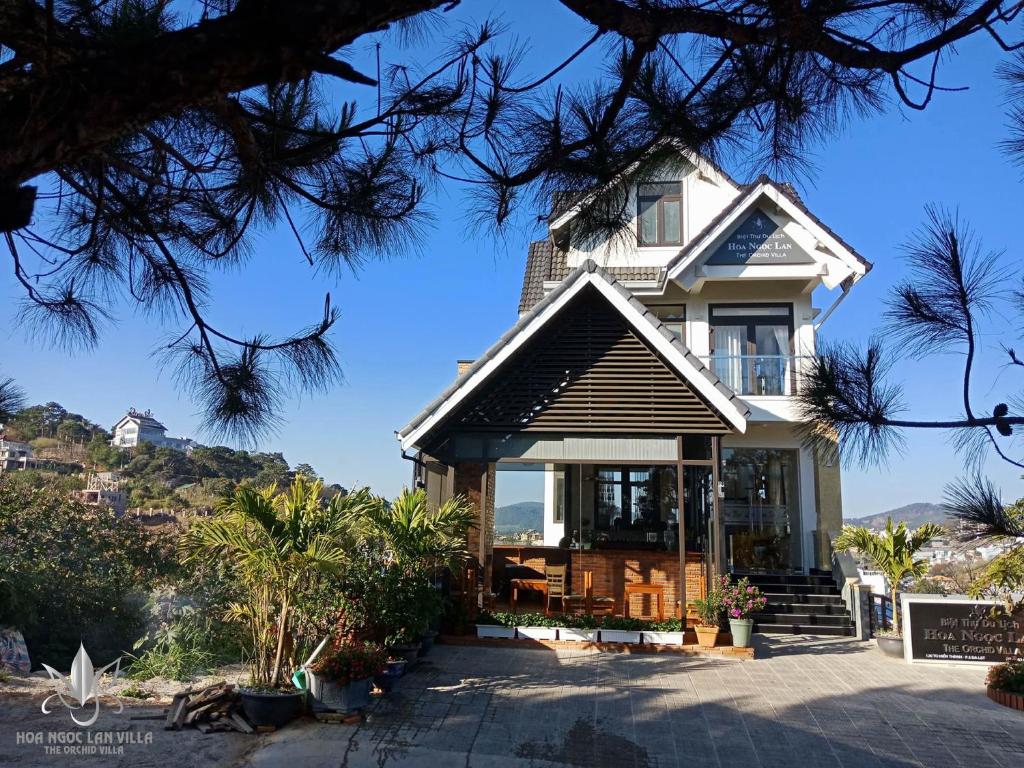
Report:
721,577,767,620
693,574,729,627
309,639,387,684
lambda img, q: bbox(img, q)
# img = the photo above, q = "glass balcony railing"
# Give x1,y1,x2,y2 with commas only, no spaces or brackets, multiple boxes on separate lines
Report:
702,354,802,396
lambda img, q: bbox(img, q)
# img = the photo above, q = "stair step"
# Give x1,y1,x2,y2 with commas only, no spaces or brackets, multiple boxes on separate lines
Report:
764,602,848,615
762,592,845,605
754,583,841,595
754,623,857,637
757,613,854,627
739,573,837,587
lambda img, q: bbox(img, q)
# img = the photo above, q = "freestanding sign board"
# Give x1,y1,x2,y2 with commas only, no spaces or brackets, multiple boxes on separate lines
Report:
901,594,1022,664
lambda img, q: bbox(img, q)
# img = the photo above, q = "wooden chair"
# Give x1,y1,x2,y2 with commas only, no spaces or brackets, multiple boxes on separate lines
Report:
587,572,616,617
561,571,615,617
544,564,567,616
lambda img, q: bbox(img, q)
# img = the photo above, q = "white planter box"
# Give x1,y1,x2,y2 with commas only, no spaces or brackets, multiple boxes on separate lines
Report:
643,631,684,646
601,629,641,644
559,628,599,642
517,626,558,641
476,624,515,639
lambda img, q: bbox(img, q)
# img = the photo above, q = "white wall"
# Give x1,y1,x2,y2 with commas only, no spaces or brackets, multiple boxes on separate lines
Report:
565,164,739,269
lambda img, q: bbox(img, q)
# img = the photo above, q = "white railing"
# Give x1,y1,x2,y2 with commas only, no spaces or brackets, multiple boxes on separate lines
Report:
701,354,810,396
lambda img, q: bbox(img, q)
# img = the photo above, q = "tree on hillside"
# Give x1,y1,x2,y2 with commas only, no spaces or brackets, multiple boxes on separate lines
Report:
0,376,25,423
2,0,1021,441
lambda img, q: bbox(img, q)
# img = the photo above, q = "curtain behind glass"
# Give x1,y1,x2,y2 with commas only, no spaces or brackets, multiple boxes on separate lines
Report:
714,326,746,392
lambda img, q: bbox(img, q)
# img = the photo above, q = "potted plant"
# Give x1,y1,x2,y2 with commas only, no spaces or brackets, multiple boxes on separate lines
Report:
986,659,1024,710
834,518,942,657
559,614,600,642
475,611,516,639
515,612,559,641
874,627,905,658
600,616,644,644
721,577,767,648
643,617,684,646
308,640,386,712
182,477,369,728
373,656,407,692
693,579,725,648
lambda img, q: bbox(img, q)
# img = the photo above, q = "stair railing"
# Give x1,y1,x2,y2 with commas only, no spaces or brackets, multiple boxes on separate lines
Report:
869,592,895,634
829,533,871,640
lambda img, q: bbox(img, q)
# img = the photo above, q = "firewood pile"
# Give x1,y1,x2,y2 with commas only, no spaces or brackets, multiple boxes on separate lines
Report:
159,681,263,734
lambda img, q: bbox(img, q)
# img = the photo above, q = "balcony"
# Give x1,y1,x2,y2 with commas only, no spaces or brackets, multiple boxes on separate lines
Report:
702,354,807,397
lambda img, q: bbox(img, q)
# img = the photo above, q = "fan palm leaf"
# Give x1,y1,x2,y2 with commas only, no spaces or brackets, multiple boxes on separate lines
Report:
834,518,942,634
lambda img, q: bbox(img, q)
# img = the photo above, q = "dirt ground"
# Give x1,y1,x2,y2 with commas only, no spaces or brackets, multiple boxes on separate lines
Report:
0,667,259,768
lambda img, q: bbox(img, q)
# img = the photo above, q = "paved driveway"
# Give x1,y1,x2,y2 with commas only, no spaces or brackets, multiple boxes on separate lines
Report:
245,636,1022,768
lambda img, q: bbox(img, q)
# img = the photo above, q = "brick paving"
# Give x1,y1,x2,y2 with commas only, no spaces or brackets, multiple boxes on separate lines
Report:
246,635,1023,768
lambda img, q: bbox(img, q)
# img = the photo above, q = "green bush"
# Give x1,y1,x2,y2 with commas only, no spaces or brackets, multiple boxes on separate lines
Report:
0,476,170,665
987,659,1024,693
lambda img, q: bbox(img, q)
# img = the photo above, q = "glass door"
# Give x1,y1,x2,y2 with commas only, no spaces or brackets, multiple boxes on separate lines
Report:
720,447,801,572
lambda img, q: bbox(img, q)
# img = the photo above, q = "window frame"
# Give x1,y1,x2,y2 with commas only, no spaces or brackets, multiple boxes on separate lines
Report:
647,303,686,342
709,303,795,395
636,181,683,247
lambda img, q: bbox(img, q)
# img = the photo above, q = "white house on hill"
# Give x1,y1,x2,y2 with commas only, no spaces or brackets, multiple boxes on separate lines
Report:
111,408,195,452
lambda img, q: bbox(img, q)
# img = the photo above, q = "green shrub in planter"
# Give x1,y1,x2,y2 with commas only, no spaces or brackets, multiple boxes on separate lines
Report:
987,659,1024,693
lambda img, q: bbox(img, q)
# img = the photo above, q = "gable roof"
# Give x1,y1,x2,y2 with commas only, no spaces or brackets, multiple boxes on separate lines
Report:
400,260,749,452
547,143,741,233
113,412,166,432
665,176,871,282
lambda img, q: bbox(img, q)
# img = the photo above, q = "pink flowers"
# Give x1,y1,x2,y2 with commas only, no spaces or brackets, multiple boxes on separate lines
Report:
720,577,767,620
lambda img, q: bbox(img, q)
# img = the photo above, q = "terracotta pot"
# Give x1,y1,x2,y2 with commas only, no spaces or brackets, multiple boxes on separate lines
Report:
987,686,1024,712
695,625,719,649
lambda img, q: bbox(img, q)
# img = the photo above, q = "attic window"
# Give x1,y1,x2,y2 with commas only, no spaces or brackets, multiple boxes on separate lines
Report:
638,182,682,246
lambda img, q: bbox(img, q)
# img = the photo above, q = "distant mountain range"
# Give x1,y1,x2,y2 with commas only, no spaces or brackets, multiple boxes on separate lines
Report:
495,501,544,532
844,502,952,529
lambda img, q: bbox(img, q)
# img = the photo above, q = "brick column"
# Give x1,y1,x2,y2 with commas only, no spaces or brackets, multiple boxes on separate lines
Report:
454,461,495,600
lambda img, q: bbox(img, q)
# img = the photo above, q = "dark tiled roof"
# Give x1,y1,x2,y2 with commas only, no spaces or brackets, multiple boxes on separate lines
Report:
518,240,554,314
518,240,663,313
400,260,749,445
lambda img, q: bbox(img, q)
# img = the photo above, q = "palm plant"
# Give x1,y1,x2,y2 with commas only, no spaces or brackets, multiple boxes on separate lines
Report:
347,488,476,569
834,518,944,635
181,476,370,688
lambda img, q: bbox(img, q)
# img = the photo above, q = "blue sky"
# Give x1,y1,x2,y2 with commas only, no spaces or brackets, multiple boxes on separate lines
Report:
2,2,1022,514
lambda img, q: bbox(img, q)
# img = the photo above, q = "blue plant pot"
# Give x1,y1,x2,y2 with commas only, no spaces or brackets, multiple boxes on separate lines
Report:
418,630,439,656
373,668,401,693
386,659,408,677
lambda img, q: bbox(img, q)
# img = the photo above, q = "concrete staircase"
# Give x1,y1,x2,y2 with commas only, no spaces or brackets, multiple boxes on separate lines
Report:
739,571,856,637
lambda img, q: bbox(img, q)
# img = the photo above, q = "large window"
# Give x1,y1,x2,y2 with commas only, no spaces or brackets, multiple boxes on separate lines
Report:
710,304,793,395
592,466,679,550
637,182,682,246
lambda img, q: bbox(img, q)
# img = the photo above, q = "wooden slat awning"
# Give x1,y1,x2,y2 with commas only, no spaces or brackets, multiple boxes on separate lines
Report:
439,287,731,439
399,260,748,454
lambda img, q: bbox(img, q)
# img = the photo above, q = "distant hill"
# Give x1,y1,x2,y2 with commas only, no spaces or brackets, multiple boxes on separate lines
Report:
844,502,952,529
495,501,544,532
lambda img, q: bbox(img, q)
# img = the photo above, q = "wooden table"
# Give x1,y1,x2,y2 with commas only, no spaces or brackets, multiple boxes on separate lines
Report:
510,578,548,614
623,583,666,621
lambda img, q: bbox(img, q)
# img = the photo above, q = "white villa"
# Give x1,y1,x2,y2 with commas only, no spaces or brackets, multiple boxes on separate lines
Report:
398,148,870,633
110,408,195,452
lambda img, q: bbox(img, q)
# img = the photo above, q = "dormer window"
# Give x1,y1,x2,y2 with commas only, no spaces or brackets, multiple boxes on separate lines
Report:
638,182,682,246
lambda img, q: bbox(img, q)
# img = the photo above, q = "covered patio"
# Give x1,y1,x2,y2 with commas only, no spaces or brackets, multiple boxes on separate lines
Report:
398,263,754,625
